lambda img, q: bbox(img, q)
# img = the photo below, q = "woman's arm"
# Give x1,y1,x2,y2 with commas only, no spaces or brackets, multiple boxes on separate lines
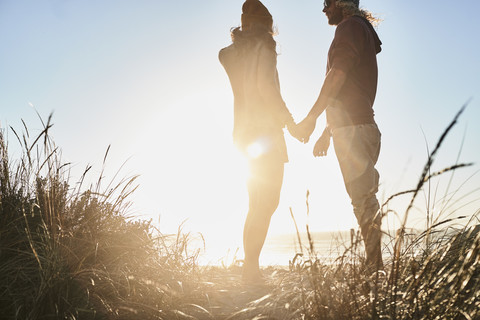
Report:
256,44,295,128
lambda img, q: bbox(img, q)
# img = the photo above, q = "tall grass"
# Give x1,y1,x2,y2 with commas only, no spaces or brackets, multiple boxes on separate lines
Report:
1,106,479,320
0,115,207,319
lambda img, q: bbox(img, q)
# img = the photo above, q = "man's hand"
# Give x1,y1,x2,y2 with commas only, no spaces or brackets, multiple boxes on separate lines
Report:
313,129,331,157
295,116,316,143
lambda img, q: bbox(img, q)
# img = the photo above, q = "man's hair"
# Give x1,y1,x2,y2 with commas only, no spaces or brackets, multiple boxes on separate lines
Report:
336,0,381,26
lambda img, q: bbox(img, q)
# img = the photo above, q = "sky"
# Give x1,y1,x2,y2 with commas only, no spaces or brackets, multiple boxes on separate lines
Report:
1,0,480,264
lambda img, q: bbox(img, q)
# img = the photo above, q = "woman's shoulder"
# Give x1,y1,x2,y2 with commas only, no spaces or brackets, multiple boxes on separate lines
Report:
219,44,236,64
219,43,235,55
219,39,275,64
256,40,277,61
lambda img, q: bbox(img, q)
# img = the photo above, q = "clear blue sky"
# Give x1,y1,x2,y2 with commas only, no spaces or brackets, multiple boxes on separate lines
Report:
1,0,479,262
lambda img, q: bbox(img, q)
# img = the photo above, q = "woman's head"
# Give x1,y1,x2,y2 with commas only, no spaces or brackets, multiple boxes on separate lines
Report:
231,0,276,50
241,0,273,33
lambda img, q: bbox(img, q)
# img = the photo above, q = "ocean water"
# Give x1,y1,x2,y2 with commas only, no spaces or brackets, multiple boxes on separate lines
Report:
192,228,451,266
195,230,362,267
260,230,357,266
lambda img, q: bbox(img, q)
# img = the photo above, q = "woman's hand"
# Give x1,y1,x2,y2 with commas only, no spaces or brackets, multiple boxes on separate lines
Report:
295,116,316,143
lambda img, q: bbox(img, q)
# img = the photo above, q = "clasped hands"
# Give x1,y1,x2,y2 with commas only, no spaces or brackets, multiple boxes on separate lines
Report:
287,116,330,157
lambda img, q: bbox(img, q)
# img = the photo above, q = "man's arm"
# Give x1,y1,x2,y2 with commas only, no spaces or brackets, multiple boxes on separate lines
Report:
313,125,331,157
308,67,348,119
295,67,348,142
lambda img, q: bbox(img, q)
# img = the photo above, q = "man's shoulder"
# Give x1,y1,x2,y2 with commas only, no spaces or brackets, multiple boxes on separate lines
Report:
334,15,370,41
338,15,368,30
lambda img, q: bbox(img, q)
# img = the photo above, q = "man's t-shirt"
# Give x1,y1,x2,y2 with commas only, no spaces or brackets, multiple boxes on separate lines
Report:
326,15,382,129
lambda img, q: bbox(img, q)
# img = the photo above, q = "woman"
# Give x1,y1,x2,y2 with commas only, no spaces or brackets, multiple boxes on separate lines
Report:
219,0,296,283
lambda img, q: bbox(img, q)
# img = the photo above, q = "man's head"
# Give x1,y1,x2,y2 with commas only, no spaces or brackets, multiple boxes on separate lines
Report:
323,0,380,27
323,0,345,26
323,0,363,26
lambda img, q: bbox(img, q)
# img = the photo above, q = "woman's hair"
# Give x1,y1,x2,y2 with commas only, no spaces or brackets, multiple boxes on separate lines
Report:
230,25,276,51
335,0,381,27
230,0,276,52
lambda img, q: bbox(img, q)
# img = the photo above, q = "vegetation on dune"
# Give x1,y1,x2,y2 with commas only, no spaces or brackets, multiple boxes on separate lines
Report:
0,106,479,320
0,116,206,319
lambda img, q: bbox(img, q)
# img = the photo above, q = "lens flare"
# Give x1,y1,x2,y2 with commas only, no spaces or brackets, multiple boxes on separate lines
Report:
247,141,264,159
246,137,271,159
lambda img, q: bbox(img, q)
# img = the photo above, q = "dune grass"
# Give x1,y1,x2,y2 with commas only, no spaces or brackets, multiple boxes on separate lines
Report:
1,107,479,319
0,116,207,319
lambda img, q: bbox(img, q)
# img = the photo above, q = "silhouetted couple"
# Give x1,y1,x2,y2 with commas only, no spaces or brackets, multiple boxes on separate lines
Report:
219,0,383,283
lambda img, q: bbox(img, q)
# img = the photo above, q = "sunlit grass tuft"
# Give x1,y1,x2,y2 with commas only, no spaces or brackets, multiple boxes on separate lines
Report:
0,115,207,319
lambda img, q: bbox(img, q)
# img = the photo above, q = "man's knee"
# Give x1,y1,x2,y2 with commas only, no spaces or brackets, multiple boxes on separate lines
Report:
352,196,380,227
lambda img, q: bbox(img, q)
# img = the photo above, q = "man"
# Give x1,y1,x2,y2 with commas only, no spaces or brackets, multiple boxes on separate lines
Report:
295,0,383,271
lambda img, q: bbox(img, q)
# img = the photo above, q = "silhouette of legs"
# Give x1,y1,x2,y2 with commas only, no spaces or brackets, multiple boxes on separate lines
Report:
242,157,284,282
332,123,383,272
355,196,383,272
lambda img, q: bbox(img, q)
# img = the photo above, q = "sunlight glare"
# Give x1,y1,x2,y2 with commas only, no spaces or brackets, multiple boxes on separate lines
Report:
247,142,263,159
246,138,269,159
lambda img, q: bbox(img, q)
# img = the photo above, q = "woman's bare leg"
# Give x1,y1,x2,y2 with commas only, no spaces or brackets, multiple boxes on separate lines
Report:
242,158,284,282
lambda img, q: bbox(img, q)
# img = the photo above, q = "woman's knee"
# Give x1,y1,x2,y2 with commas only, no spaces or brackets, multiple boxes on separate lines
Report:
257,201,279,219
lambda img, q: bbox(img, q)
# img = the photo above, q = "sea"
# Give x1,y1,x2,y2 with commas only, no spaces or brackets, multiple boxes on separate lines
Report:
195,230,380,267
170,227,464,267
260,230,365,266
193,228,435,267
